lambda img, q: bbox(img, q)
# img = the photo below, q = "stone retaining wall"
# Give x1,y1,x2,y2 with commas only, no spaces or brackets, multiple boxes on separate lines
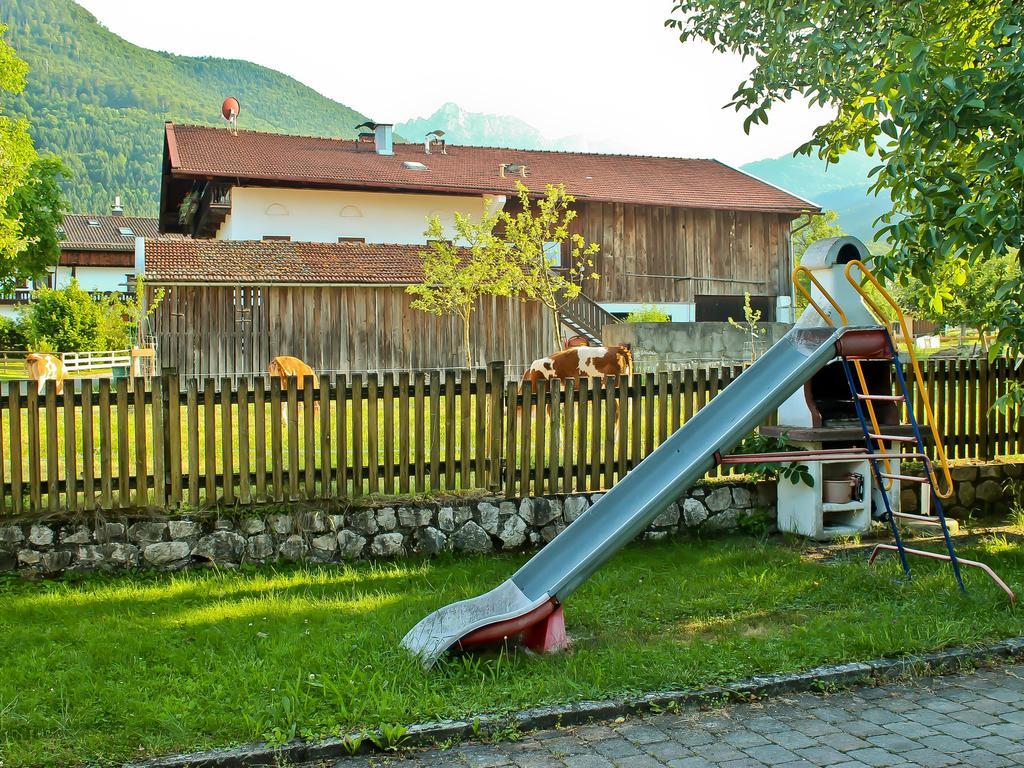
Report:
899,461,1022,518
0,481,774,576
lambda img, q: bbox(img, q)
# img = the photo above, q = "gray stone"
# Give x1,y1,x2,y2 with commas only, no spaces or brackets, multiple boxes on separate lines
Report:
95,522,125,543
976,480,1003,504
61,525,92,545
399,506,432,528
415,527,447,555
268,514,292,535
106,542,139,567
375,507,397,531
528,498,559,526
437,507,456,533
541,522,566,543
498,513,528,549
337,530,366,559
563,496,589,522
18,548,41,566
238,518,266,535
128,521,168,546
349,510,378,535
591,493,605,504
169,520,201,540
691,487,706,497
329,514,346,531
683,498,708,527
213,518,235,531
703,508,739,532
311,534,337,553
706,487,733,513
731,486,753,508
451,520,493,552
279,534,308,561
455,506,474,524
958,482,976,507
951,465,978,482
653,502,680,527
144,541,191,566
478,502,501,534
644,531,669,541
28,524,54,547
548,498,563,523
75,545,104,566
371,532,405,557
194,531,246,562
41,551,73,572
499,501,518,520
979,464,1003,479
298,510,328,532
0,525,24,545
246,534,276,561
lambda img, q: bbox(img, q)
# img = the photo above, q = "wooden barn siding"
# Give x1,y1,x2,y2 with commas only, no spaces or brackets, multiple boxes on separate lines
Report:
149,284,554,378
568,202,794,303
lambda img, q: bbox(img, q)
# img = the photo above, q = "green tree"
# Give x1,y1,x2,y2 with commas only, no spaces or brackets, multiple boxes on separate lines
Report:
667,0,1024,363
3,154,67,285
21,280,101,352
895,254,1021,353
501,181,600,352
625,304,671,323
407,209,514,368
0,23,37,280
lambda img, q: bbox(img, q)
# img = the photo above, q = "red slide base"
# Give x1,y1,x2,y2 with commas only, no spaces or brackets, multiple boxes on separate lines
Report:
523,604,569,653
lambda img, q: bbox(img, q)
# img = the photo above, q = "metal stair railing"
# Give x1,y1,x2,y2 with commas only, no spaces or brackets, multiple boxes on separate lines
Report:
558,292,621,343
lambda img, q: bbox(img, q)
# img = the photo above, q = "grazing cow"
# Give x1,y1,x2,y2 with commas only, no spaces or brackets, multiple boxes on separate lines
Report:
522,344,632,387
268,356,320,422
26,353,66,396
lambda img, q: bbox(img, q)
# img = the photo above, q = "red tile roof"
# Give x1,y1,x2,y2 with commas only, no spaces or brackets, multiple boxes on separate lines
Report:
144,239,434,284
61,214,163,251
164,123,816,214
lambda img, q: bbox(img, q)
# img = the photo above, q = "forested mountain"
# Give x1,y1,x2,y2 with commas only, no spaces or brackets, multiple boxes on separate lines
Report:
1,0,372,216
741,150,890,242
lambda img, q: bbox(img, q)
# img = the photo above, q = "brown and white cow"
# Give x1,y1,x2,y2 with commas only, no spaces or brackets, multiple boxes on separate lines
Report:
26,353,66,396
563,335,591,350
522,344,632,386
268,356,320,422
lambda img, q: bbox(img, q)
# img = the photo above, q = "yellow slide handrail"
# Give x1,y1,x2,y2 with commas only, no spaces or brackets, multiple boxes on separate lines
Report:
793,266,847,327
844,259,954,499
792,265,894,485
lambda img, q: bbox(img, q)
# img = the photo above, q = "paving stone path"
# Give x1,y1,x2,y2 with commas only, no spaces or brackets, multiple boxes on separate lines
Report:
306,663,1024,768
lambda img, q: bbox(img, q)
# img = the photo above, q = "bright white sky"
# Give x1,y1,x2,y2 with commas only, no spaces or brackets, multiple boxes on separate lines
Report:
77,0,830,165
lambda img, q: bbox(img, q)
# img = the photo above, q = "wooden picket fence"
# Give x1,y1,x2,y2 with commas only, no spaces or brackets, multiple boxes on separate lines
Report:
0,358,1019,517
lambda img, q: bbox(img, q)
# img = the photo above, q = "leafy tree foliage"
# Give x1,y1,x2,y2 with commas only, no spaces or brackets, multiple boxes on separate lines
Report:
0,316,28,350
2,154,66,285
0,22,36,277
502,181,600,352
22,280,101,352
2,0,375,216
407,208,515,369
895,254,1021,352
667,0,1024,361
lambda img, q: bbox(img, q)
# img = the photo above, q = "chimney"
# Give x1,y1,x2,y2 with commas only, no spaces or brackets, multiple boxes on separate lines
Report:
111,196,124,216
374,123,394,155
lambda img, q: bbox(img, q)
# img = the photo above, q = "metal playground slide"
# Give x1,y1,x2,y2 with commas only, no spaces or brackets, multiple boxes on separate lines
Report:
401,323,869,665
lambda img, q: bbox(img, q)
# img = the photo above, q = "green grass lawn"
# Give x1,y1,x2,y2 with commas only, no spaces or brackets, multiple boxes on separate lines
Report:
1,533,1023,767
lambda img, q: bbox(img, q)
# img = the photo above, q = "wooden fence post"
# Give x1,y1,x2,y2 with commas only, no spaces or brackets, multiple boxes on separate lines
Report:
487,361,505,493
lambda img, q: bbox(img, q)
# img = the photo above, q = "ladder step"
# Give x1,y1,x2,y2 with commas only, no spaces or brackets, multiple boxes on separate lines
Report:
856,393,905,402
880,472,927,483
868,433,918,443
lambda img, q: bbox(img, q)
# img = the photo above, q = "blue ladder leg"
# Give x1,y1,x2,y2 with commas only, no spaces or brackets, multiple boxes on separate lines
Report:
839,356,912,579
886,338,966,592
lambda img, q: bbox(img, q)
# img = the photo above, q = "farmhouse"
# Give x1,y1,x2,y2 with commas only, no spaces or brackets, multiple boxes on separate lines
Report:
146,121,817,375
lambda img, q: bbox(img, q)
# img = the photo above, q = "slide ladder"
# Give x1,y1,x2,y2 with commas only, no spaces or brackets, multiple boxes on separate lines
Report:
798,260,1014,600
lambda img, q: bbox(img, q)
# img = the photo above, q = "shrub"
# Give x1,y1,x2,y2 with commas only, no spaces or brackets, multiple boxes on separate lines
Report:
21,280,102,352
0,316,28,350
626,304,671,322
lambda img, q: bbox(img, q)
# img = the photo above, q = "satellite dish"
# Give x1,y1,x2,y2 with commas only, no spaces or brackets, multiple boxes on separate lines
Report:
222,96,240,121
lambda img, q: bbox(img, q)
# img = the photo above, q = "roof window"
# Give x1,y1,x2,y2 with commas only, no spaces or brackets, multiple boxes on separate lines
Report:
87,219,101,227
118,227,134,236
403,161,428,171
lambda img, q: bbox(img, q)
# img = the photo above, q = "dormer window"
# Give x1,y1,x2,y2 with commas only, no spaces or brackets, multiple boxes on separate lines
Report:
118,227,134,237
87,219,101,227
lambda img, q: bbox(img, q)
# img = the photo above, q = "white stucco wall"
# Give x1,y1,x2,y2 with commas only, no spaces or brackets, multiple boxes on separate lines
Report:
54,266,135,293
216,187,498,244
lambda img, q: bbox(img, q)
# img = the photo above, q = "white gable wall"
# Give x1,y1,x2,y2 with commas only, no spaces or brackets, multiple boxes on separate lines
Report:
216,187,494,244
